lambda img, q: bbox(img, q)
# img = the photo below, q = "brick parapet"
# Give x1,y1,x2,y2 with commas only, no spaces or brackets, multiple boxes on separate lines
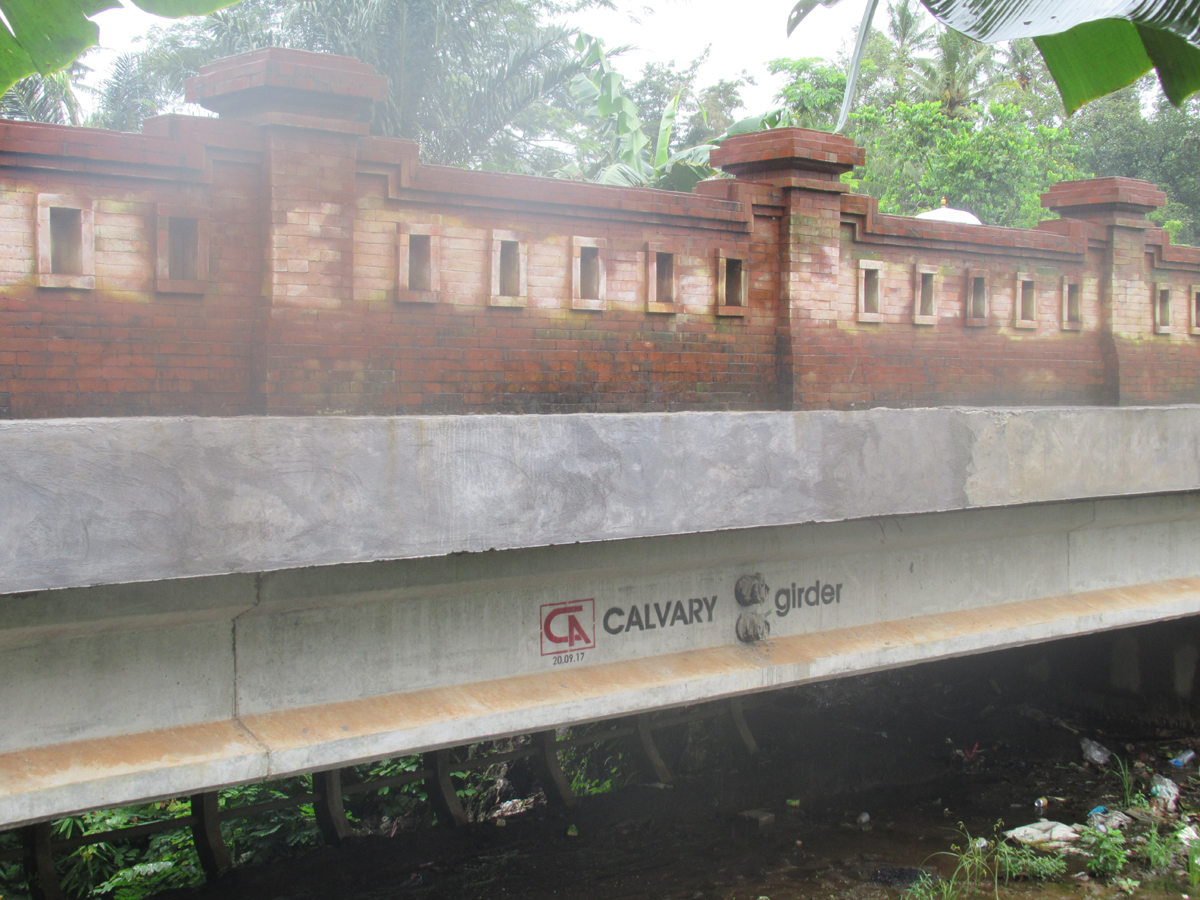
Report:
0,49,1198,417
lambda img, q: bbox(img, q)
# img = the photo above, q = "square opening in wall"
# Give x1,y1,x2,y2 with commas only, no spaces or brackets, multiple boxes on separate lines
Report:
1193,287,1200,334
579,246,600,300
1019,278,1036,322
724,258,744,307
1066,282,1081,324
408,234,432,292
50,207,83,275
168,217,199,282
919,271,934,317
971,276,987,319
863,267,879,315
1158,287,1171,329
656,252,675,304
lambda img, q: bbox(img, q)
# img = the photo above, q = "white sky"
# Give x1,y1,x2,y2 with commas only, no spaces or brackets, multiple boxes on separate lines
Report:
86,0,870,116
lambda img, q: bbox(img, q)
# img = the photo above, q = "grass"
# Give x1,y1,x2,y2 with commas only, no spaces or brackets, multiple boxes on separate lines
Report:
995,842,1067,882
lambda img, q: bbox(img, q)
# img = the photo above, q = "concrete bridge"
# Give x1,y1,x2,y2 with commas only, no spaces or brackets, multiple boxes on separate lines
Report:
4,404,1200,836
5,45,1200,898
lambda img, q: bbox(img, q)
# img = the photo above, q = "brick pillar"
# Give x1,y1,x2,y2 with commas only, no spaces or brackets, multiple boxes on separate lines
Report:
185,49,388,412
1042,178,1171,404
711,129,863,409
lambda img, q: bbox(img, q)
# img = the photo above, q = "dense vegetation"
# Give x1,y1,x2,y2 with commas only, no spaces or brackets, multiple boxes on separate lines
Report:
0,730,634,899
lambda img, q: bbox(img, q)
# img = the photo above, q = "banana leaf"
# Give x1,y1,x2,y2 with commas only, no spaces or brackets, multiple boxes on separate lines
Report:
0,0,240,98
788,0,1200,127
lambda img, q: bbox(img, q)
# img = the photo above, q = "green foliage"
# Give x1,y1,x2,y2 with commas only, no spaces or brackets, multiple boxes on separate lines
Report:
86,0,594,169
787,0,1200,130
1110,755,1143,808
622,48,753,154
0,800,203,900
995,842,1067,882
564,35,720,192
1139,825,1181,874
348,754,428,821
87,54,174,132
1186,837,1200,888
558,725,633,795
901,823,998,900
767,57,847,130
1071,80,1200,245
219,777,322,867
0,0,238,102
0,68,84,126
0,780,326,900
850,100,1081,227
1080,825,1129,879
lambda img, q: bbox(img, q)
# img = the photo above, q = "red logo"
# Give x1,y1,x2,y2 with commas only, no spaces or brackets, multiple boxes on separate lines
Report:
540,599,596,655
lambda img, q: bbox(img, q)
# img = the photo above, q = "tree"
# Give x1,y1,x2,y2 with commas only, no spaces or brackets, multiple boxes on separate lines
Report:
851,100,1082,228
0,0,239,100
560,35,721,191
787,0,1200,130
910,26,993,117
619,49,753,154
767,57,847,129
90,0,590,169
0,70,84,125
1071,78,1200,244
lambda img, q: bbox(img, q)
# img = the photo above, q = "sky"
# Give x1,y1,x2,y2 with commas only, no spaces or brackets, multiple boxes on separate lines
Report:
85,0,870,117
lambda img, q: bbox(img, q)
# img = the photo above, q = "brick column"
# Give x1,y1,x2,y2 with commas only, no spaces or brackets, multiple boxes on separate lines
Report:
711,129,863,409
185,49,388,412
1042,178,1180,404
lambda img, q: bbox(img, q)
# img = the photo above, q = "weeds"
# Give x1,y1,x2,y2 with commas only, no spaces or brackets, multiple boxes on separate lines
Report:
1079,826,1128,879
901,824,998,900
995,842,1066,882
1139,825,1181,874
1111,755,1140,807
1187,839,1200,889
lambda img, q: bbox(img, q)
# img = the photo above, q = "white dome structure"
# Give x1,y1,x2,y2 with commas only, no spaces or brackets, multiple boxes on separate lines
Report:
915,198,982,225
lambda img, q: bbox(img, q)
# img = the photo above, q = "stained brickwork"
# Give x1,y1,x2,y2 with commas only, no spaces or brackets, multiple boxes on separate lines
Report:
1,47,1198,419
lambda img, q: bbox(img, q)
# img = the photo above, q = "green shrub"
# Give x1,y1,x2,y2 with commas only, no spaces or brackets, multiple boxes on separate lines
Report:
995,842,1067,881
1080,826,1128,879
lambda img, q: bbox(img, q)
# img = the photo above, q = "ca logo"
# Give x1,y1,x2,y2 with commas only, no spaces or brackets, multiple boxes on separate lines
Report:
540,599,596,655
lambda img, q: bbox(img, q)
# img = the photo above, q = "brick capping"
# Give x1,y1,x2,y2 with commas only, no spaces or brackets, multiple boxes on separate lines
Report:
1042,176,1167,220
185,47,388,124
711,127,864,181
0,48,1198,419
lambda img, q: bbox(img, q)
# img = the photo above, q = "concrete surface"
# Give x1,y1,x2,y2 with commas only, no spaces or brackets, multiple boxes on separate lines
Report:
4,406,1200,829
3,406,1200,594
4,489,1200,827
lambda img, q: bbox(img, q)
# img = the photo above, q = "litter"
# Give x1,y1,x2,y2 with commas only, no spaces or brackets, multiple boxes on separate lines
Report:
1173,750,1196,767
1004,821,1083,851
1150,774,1180,813
1080,738,1112,766
1088,809,1132,832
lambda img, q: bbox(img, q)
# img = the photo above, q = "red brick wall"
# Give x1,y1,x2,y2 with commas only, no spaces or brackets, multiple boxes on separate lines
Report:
791,224,1113,408
257,185,783,414
0,155,261,418
1,48,1198,419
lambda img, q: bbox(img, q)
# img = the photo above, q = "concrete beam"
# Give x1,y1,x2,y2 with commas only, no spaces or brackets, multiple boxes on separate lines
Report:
4,406,1200,594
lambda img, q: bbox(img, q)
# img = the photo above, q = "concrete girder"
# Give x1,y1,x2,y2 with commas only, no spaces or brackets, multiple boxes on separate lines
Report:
3,407,1200,828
